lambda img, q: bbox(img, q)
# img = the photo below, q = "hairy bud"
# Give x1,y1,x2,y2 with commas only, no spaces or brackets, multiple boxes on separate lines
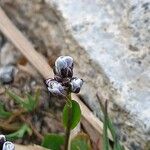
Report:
54,56,73,78
45,79,65,96
0,135,6,150
2,141,15,150
70,77,83,93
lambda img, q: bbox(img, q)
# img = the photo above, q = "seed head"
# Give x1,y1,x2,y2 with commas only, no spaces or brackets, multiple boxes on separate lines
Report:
70,77,83,93
54,56,73,78
2,141,15,150
0,135,6,150
46,56,83,96
45,79,65,96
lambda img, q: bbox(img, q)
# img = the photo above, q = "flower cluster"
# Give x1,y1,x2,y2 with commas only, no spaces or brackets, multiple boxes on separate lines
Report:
45,56,83,96
0,135,15,150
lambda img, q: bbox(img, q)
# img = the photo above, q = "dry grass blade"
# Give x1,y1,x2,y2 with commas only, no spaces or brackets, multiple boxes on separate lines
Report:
15,144,48,150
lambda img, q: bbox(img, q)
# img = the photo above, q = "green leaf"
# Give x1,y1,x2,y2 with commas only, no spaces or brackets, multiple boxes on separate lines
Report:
98,95,124,150
104,109,123,150
0,103,12,118
42,134,64,150
6,124,32,141
113,136,124,150
105,117,124,150
71,133,92,150
63,100,81,129
26,89,40,111
6,89,40,112
6,90,27,108
98,96,116,140
107,118,116,140
34,89,40,106
6,90,24,104
26,94,35,112
103,101,109,150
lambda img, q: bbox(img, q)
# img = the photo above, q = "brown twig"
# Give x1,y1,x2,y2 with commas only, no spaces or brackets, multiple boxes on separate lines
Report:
40,110,60,121
40,110,55,118
19,115,44,141
0,122,20,131
96,93,106,114
5,109,26,124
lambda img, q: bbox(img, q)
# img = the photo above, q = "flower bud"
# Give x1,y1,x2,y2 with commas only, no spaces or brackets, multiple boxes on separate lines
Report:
70,77,83,93
0,135,6,150
45,79,65,96
54,56,73,78
2,141,15,150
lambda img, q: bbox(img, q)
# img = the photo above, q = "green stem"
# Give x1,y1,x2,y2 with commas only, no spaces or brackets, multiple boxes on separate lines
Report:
64,93,72,150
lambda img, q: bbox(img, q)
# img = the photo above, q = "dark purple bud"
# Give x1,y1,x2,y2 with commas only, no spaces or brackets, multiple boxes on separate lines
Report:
45,79,65,96
0,135,6,150
54,75,63,82
2,141,15,150
54,75,70,87
54,56,73,78
45,78,53,87
70,77,83,93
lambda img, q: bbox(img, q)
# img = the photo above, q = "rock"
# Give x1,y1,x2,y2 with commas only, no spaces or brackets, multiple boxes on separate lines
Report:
0,43,21,66
0,66,16,84
46,0,150,149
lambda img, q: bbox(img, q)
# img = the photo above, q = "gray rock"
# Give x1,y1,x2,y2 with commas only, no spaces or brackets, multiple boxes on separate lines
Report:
0,66,16,84
0,43,21,66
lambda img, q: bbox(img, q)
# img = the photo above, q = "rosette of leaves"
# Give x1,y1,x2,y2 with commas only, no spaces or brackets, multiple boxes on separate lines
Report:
0,90,39,142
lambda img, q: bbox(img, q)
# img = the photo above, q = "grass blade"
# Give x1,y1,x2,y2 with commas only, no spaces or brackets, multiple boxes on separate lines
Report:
0,103,12,118
103,101,109,150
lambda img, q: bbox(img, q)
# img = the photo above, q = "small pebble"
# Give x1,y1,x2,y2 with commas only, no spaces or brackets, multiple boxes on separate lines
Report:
0,66,16,84
0,87,5,95
0,43,20,65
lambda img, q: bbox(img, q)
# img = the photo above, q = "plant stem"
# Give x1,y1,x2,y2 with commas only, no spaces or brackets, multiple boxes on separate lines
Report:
64,93,72,150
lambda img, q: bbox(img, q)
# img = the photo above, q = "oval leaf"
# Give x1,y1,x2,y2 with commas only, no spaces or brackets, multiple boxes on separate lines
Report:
71,133,92,150
42,134,64,150
63,100,81,129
